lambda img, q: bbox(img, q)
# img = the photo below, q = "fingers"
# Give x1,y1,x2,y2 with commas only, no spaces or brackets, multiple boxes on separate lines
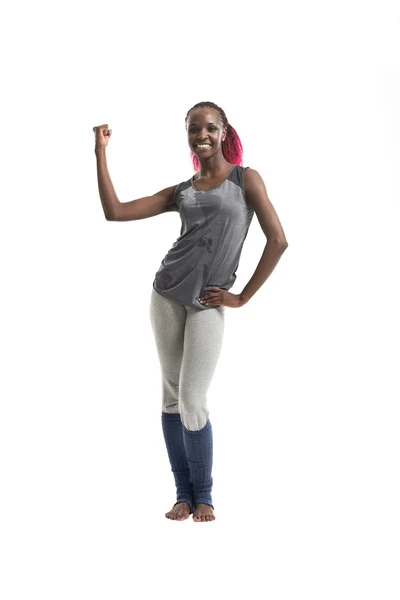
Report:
199,294,218,304
93,124,109,131
93,124,111,134
201,301,222,307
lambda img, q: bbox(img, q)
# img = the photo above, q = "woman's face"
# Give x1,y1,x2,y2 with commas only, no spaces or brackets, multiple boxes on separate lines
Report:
187,109,226,158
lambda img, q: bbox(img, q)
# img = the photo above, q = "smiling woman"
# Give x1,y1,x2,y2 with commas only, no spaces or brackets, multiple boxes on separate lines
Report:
93,100,288,523
186,102,244,173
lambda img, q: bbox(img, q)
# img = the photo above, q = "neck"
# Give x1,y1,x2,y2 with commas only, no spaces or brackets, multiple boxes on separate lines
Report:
195,156,232,179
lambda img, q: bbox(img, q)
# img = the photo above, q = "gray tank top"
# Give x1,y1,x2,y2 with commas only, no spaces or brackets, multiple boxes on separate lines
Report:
153,164,254,309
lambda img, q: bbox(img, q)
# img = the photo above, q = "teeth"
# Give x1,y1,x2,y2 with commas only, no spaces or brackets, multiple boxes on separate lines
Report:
197,144,210,148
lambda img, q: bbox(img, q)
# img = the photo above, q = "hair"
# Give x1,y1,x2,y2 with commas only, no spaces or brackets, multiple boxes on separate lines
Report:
185,101,243,172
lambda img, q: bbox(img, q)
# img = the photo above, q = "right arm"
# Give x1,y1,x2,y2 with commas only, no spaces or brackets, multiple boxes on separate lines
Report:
95,146,178,221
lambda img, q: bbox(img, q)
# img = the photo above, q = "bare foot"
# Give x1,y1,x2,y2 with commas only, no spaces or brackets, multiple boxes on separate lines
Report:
193,503,215,522
165,501,191,521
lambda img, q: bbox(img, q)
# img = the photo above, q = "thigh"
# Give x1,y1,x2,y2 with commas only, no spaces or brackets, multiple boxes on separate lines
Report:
149,287,187,374
179,305,225,394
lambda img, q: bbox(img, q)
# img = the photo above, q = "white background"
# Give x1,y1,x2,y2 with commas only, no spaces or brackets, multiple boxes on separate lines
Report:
1,0,399,598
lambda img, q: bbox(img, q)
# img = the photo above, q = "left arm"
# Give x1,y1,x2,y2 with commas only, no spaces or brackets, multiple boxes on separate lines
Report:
239,168,288,305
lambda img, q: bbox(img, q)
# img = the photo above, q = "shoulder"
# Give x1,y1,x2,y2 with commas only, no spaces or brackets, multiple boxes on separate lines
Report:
242,167,270,206
243,166,264,187
241,168,288,243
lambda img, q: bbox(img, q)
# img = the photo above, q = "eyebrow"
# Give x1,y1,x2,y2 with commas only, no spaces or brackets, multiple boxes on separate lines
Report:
188,122,217,126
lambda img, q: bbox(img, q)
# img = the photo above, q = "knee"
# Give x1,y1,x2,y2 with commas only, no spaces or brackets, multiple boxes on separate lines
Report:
180,409,209,431
180,392,208,431
179,388,205,416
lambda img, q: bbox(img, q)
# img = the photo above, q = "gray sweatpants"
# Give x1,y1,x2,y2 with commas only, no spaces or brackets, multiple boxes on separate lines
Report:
149,286,225,431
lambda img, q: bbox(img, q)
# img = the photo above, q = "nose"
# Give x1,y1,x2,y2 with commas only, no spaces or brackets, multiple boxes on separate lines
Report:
197,128,211,140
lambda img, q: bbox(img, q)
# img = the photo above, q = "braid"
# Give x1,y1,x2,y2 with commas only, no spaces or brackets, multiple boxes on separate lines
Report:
185,101,243,172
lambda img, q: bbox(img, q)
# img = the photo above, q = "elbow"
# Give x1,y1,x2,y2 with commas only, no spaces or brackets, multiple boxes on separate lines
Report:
268,237,288,250
105,212,117,221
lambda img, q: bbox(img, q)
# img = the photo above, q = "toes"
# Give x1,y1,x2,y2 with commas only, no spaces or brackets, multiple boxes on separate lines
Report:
193,511,215,521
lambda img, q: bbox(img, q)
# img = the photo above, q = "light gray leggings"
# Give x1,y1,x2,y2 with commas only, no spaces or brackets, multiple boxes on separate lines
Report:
149,286,225,431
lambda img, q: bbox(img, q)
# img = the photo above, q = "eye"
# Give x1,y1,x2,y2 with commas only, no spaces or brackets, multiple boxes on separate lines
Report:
189,126,218,132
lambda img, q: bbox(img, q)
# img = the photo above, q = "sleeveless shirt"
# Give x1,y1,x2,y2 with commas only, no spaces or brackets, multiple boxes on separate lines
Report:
153,164,254,310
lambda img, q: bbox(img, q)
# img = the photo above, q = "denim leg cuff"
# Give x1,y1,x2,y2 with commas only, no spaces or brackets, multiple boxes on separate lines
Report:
182,419,214,509
161,412,194,508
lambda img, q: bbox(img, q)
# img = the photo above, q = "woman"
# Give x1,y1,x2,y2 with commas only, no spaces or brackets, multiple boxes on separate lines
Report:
93,101,288,523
